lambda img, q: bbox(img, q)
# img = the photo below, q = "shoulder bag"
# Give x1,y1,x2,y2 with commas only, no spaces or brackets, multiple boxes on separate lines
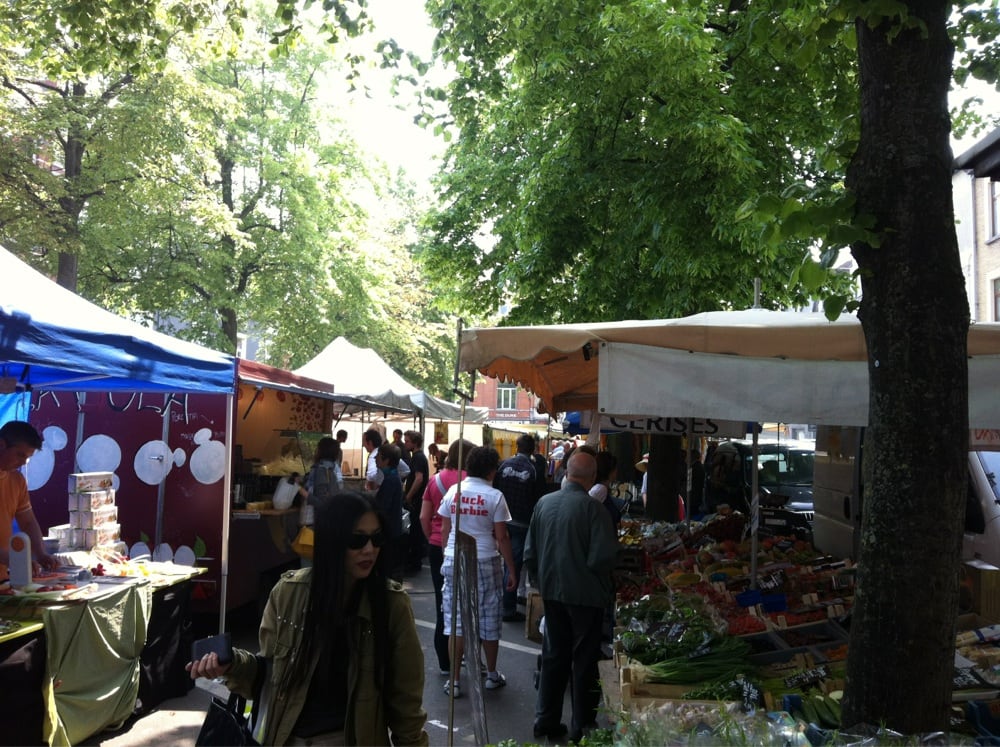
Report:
195,656,266,746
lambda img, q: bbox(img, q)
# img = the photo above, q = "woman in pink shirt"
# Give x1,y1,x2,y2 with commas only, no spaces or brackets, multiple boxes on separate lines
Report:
420,438,476,675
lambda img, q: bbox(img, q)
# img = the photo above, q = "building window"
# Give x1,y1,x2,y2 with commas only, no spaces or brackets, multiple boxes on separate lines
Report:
992,181,1000,240
994,278,1000,322
497,384,517,411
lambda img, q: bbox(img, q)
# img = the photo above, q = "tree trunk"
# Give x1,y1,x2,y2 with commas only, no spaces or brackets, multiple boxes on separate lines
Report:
843,0,967,732
56,81,87,292
219,306,238,352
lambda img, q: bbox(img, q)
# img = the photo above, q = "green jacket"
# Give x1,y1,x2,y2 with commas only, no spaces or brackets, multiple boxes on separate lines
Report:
523,481,620,608
224,569,428,746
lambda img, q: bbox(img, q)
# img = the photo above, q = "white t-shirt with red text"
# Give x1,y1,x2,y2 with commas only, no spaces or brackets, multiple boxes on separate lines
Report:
438,475,512,559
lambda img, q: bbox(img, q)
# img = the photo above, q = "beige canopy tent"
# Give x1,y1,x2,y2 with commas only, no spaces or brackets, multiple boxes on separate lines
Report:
295,336,488,424
459,309,1000,427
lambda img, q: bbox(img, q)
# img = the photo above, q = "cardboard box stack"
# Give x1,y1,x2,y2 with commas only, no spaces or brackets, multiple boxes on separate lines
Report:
63,472,120,550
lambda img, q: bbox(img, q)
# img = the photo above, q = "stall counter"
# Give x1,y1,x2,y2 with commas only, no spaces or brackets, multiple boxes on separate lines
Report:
0,564,206,745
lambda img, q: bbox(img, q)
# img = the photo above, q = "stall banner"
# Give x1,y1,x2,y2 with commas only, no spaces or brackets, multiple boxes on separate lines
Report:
573,410,747,438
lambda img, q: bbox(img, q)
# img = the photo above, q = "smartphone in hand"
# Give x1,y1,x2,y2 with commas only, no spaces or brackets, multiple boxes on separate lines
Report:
191,632,233,664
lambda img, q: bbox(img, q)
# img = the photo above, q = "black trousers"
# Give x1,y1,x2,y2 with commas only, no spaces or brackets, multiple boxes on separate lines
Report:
534,599,603,739
405,502,428,568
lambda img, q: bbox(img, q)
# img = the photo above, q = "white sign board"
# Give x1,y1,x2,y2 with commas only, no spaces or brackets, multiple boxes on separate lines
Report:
576,410,747,438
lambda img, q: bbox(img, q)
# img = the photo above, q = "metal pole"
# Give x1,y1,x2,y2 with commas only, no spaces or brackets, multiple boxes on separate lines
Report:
685,418,694,529
447,318,470,745
219,392,235,633
749,425,760,590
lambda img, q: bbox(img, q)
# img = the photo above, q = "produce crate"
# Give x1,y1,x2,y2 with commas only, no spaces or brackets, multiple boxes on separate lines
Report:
966,699,1000,741
618,665,735,709
741,632,787,656
602,661,737,721
748,646,814,668
767,606,847,632
773,621,849,649
617,547,647,572
963,560,1000,622
812,641,849,663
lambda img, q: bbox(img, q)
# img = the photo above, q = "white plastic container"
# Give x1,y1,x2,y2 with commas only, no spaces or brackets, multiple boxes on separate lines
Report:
9,532,32,587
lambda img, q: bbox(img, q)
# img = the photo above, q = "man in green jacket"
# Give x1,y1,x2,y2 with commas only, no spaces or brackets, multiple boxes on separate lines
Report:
523,450,619,744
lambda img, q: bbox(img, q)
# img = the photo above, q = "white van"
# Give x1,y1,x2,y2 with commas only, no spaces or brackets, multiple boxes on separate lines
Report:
813,425,1000,568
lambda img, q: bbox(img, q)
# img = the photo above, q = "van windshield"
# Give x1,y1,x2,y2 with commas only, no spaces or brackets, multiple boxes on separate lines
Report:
746,447,815,487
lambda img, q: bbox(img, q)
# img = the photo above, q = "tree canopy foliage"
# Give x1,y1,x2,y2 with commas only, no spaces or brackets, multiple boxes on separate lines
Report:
416,0,865,324
0,0,456,396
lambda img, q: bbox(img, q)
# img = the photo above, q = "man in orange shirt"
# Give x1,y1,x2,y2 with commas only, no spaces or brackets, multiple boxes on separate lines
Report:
0,421,57,579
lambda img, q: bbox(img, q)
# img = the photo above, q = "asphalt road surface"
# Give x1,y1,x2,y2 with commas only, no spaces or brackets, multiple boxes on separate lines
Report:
81,561,599,746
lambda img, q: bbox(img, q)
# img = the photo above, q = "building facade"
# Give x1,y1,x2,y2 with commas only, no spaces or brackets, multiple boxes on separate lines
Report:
472,376,550,425
954,129,1000,322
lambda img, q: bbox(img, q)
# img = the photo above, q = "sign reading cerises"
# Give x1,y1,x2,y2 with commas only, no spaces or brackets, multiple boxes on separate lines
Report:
584,412,747,438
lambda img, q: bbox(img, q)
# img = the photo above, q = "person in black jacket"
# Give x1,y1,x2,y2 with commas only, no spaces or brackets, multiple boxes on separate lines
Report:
494,434,542,622
375,443,405,581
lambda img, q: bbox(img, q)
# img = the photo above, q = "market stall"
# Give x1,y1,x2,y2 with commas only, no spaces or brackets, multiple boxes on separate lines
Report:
294,335,490,427
0,246,238,743
459,310,1000,741
458,309,1000,426
592,512,1000,742
226,359,412,612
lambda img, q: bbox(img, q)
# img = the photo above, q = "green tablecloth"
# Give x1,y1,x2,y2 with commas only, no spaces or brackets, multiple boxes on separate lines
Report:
42,581,151,746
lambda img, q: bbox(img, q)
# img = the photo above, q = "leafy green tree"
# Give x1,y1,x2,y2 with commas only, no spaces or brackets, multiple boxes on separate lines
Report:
75,9,408,366
0,0,243,288
1,0,457,398
416,0,859,325
410,0,999,732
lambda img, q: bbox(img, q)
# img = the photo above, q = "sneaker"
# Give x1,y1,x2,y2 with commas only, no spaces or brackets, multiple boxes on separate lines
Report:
439,668,451,677
443,679,461,698
533,722,568,739
484,672,506,689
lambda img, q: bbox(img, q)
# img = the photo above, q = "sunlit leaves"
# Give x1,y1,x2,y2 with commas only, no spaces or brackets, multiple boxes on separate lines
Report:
418,0,862,324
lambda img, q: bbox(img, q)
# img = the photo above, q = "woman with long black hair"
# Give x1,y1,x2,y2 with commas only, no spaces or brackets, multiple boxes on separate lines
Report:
187,491,428,746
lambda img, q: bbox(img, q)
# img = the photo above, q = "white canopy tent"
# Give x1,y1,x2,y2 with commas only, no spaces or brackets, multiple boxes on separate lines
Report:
295,336,488,424
459,309,1000,428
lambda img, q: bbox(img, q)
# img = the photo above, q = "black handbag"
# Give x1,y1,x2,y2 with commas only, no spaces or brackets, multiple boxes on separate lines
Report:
195,691,259,746
195,655,266,746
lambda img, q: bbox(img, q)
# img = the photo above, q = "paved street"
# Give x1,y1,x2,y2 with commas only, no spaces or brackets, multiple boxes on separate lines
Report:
81,562,598,746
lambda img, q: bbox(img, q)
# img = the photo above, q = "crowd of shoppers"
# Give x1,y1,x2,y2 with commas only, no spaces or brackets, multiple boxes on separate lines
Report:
185,426,628,745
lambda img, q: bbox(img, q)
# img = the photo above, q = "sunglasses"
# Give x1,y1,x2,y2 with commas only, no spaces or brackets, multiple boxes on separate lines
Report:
347,531,385,550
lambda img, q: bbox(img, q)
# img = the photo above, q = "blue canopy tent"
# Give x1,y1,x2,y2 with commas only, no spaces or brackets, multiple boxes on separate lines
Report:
0,246,238,627
0,249,235,394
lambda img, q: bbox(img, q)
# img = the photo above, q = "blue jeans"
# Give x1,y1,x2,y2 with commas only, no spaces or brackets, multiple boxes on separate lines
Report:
503,522,528,616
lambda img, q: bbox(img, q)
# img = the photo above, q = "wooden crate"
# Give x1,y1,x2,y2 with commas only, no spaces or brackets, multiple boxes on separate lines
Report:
963,561,1000,621
618,666,701,708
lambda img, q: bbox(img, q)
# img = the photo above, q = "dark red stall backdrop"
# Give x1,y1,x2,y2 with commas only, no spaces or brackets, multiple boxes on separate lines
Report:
28,390,228,608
